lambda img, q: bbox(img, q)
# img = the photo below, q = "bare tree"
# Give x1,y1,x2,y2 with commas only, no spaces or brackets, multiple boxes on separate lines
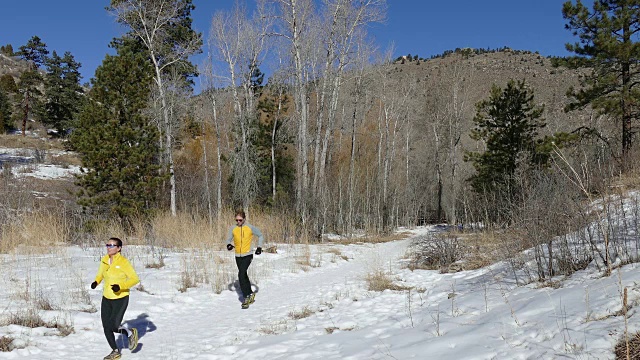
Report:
208,1,270,211
108,0,202,216
262,0,315,223
311,0,386,195
375,61,412,232
200,60,226,221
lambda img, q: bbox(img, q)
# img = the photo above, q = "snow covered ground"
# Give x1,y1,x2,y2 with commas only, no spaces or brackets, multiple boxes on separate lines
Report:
0,224,637,360
0,147,80,180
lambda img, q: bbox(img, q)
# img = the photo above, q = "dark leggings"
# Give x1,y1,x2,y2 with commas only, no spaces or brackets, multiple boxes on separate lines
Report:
101,296,129,350
235,255,253,297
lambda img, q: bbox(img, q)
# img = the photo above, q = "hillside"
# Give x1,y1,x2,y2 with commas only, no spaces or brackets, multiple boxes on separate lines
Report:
0,53,32,81
384,49,589,136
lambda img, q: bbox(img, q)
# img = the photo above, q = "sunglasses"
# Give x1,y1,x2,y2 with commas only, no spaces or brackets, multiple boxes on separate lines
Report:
235,219,244,222
105,244,119,248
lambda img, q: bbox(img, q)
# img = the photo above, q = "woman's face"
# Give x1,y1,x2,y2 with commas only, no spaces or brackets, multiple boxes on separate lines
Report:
106,240,120,256
235,216,245,226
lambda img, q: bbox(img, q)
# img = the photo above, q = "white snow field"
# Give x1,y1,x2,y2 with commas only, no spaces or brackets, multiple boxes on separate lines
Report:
0,225,638,359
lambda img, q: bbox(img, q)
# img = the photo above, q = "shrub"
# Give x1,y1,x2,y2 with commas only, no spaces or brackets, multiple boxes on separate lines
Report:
0,336,13,352
410,233,466,272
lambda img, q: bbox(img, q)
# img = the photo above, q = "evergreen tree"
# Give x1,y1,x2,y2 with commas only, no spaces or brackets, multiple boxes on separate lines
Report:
0,88,11,133
70,48,163,220
17,36,49,67
465,79,545,198
0,75,18,131
44,51,83,135
16,36,49,134
0,74,18,94
0,44,14,56
563,0,640,160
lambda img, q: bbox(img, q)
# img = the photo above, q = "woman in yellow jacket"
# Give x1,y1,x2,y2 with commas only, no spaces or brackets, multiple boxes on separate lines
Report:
226,211,264,309
91,237,140,360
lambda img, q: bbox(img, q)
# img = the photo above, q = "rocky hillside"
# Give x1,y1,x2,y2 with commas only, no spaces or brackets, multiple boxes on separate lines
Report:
0,53,31,80
383,49,591,137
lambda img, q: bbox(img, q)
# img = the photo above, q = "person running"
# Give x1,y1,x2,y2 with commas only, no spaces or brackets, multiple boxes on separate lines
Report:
226,210,264,309
91,237,140,360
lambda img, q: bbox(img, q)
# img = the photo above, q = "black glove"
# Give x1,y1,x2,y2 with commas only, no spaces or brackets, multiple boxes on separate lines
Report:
111,284,120,293
91,281,98,289
227,244,234,251
255,247,262,255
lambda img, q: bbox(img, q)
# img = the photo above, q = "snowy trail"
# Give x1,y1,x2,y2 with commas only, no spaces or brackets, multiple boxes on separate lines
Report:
0,239,412,360
136,239,412,359
4,225,639,359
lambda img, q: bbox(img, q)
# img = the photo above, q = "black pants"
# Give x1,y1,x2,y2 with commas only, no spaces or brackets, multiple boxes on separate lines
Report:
101,296,129,350
235,255,253,298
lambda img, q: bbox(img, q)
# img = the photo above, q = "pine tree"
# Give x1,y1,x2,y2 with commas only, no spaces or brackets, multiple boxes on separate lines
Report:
44,51,83,135
17,36,49,67
465,79,545,198
563,0,640,161
0,44,14,56
0,88,11,133
0,75,17,132
16,36,49,135
70,48,163,220
0,74,18,95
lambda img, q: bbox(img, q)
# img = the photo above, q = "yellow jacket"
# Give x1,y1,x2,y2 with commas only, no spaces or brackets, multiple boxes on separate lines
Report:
94,253,139,299
226,223,264,257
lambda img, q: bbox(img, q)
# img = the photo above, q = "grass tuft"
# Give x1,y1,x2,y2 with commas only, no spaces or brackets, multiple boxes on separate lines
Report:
365,270,411,292
0,336,14,352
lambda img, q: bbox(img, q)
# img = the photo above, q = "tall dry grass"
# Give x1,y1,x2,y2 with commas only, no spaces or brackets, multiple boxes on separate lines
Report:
0,207,313,255
0,211,69,254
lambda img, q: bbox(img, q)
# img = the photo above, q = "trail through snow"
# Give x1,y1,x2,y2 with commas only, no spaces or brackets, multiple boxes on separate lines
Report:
0,238,414,360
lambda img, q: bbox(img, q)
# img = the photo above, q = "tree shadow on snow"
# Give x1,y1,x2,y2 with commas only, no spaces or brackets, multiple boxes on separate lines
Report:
227,280,260,302
121,313,157,353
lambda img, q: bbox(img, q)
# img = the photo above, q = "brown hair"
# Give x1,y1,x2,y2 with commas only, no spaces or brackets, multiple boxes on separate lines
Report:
235,210,246,219
109,237,123,252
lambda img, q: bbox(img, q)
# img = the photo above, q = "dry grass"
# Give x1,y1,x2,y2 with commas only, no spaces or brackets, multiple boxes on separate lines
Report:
0,211,69,254
325,326,355,334
0,133,66,151
2,309,47,328
151,212,221,248
326,231,412,245
49,151,81,167
145,253,165,269
327,247,349,262
295,246,317,270
33,292,56,311
258,319,291,335
459,231,503,270
365,270,411,292
0,336,14,352
614,331,640,360
407,230,504,272
289,306,314,320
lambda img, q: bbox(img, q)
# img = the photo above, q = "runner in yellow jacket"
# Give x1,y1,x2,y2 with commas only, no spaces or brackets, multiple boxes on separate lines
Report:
91,237,140,360
226,210,264,309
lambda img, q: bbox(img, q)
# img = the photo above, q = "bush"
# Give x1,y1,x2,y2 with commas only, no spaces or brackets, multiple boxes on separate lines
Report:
410,233,466,272
614,331,640,359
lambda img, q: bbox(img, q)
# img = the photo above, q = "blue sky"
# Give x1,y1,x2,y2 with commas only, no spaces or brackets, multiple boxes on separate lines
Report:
0,1,580,90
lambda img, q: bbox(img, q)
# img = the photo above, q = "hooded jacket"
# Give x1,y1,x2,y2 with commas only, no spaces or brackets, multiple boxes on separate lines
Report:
94,252,140,300
226,222,264,257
